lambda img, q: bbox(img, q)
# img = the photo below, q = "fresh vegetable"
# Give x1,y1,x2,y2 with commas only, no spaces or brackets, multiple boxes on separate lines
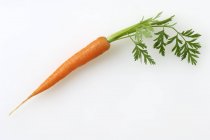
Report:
9,37,110,115
9,13,202,115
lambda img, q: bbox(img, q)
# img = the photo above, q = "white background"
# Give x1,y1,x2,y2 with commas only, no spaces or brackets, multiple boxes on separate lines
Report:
1,0,210,140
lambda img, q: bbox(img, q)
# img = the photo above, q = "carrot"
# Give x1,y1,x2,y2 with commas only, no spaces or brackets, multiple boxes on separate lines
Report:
10,13,202,115
9,37,110,115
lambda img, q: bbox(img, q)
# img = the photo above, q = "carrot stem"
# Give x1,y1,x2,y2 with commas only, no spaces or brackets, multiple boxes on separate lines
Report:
107,15,175,43
107,23,139,42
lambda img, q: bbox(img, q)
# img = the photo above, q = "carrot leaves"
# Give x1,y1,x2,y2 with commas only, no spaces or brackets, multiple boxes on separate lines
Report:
166,30,201,65
131,13,201,65
153,29,169,56
169,35,182,57
107,13,202,65
131,38,155,65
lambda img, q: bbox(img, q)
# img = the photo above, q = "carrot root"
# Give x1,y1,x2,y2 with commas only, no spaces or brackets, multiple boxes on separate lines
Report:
10,37,110,115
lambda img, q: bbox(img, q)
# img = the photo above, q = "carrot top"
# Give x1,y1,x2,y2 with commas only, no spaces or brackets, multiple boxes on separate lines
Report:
107,12,201,65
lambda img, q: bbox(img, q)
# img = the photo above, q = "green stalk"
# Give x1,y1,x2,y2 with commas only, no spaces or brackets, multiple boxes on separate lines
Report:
107,16,174,43
107,23,140,43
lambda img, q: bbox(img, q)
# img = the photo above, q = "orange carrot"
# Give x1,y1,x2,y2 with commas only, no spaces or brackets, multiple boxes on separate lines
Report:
10,13,202,115
9,37,110,115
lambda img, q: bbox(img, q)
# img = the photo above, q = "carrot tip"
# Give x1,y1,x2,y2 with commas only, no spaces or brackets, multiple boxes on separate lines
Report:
9,95,33,116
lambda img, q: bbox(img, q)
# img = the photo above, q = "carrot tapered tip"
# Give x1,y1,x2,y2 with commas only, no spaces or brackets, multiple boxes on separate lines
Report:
9,95,33,116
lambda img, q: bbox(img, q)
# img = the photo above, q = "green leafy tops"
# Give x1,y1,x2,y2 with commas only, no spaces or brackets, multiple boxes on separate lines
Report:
107,12,202,65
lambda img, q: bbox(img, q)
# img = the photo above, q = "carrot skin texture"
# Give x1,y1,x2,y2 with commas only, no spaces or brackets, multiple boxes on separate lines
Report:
32,37,110,96
10,37,110,115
